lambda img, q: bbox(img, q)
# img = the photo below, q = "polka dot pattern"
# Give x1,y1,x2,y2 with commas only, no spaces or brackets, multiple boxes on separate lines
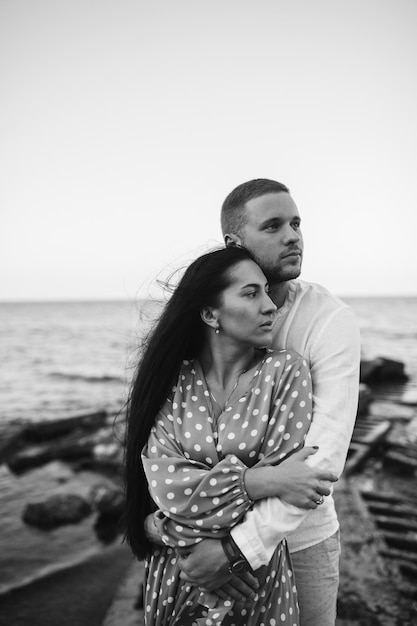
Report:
144,541,299,625
142,349,311,625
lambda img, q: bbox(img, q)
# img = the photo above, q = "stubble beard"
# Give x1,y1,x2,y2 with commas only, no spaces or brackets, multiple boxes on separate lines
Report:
251,255,302,285
267,266,301,284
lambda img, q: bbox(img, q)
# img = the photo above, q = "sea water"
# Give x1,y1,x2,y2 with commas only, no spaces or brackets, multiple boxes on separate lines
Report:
0,296,416,592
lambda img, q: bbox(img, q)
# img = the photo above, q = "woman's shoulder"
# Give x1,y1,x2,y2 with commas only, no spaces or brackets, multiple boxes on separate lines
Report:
179,358,199,379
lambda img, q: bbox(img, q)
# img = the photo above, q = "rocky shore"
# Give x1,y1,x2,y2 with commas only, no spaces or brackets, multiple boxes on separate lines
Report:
1,356,416,625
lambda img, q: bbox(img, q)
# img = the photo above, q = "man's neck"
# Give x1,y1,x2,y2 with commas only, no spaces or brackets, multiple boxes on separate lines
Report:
269,281,291,309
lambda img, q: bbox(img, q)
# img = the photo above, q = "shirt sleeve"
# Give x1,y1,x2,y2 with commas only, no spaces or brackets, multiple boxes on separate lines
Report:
231,306,361,569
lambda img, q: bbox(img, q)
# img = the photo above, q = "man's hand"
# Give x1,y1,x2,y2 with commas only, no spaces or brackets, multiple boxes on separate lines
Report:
176,539,259,602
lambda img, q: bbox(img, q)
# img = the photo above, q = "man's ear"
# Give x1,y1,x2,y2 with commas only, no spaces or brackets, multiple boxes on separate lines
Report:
224,233,243,248
200,306,219,330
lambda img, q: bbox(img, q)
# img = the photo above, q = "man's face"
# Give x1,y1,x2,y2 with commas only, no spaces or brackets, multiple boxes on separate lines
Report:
237,192,303,284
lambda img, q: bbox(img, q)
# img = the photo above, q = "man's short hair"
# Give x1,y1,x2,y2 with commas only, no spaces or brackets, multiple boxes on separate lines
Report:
221,178,290,236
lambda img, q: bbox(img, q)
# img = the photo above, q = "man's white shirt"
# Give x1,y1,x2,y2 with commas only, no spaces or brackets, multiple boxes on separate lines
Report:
231,279,361,569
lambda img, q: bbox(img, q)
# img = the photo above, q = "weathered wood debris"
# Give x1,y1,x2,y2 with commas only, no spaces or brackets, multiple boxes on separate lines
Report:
340,356,417,623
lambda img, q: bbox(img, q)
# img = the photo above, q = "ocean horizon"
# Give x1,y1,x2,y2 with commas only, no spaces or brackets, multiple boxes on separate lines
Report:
1,293,417,303
1,295,417,426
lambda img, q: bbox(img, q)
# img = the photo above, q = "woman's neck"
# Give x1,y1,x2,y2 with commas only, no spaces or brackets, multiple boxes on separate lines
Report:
198,342,258,389
198,341,259,415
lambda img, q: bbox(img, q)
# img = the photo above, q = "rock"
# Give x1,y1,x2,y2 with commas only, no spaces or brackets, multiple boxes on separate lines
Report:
3,411,111,472
73,437,124,474
0,422,27,465
360,358,409,385
23,411,108,442
7,444,56,473
22,494,92,529
7,424,121,474
94,513,124,544
90,483,125,544
90,483,125,517
401,390,417,406
93,442,123,467
7,437,94,474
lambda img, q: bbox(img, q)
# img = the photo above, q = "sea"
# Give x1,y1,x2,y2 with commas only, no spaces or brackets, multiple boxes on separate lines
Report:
0,296,417,594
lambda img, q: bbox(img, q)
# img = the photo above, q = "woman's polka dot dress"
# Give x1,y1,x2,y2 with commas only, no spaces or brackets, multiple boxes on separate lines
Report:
142,350,312,626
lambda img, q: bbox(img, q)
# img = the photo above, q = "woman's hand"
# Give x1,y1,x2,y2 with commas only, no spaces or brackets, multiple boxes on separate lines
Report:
144,512,164,545
245,447,338,509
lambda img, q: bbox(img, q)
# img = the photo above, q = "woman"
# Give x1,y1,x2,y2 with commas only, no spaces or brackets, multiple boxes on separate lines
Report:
124,246,315,625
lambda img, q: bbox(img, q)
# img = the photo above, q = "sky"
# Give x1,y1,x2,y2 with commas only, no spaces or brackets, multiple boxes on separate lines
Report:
1,0,417,301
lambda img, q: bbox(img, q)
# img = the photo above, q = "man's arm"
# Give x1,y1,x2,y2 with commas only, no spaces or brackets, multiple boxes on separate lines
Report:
177,311,360,579
231,306,361,568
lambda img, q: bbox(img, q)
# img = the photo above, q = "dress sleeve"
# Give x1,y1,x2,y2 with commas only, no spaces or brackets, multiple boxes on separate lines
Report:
142,407,254,548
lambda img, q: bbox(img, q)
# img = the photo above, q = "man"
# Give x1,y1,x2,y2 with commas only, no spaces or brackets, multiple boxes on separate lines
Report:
175,179,361,625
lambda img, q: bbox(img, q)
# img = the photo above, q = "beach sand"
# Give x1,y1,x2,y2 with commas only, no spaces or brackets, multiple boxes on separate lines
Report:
0,543,140,626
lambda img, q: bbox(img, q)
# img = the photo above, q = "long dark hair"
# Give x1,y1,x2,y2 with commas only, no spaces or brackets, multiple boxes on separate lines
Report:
124,245,256,559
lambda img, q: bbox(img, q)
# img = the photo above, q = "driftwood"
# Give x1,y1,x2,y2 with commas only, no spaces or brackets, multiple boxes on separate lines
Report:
344,419,392,476
360,490,415,505
374,515,417,533
384,450,417,472
380,547,417,565
398,561,417,579
365,500,417,519
382,530,417,552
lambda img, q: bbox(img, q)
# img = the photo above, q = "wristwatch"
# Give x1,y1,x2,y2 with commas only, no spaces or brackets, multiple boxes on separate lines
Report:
221,536,251,575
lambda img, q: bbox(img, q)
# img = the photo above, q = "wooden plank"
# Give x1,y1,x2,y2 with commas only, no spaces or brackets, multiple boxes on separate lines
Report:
380,548,417,565
366,501,417,519
374,515,417,533
382,530,417,552
345,421,392,475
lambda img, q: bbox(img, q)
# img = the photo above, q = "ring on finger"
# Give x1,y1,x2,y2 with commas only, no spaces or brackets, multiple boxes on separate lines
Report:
315,495,324,505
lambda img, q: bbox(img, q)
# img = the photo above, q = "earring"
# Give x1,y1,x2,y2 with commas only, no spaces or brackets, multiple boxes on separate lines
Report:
215,325,220,334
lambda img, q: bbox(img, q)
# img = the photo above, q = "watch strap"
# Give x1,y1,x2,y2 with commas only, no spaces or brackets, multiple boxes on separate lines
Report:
221,536,251,573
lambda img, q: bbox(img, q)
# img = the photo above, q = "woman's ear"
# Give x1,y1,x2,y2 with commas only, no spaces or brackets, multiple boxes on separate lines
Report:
200,306,219,330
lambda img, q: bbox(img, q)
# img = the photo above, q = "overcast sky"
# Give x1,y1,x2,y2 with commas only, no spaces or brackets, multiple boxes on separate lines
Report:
1,0,416,301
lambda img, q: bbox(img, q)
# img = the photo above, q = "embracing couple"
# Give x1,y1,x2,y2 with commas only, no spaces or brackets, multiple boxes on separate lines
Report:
124,178,361,625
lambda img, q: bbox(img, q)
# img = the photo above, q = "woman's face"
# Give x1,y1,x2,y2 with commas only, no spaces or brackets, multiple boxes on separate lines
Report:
214,259,277,349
